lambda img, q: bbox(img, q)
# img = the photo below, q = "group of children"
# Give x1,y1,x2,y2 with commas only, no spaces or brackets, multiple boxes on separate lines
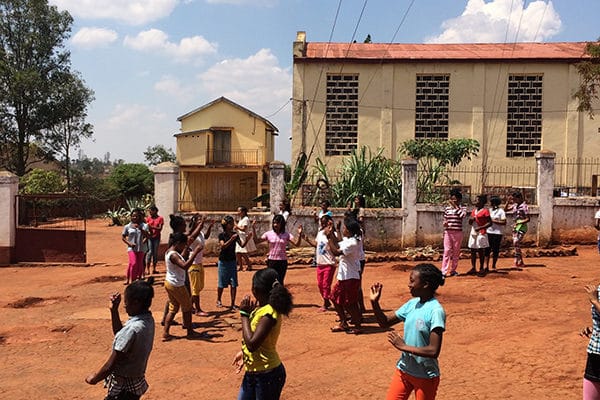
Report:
97,195,469,400
441,189,530,278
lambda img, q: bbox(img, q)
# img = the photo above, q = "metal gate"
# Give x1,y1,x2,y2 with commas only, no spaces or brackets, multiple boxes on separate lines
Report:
15,194,87,263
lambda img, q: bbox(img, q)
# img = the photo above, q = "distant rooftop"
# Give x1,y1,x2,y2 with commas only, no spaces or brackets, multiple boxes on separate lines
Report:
295,41,591,63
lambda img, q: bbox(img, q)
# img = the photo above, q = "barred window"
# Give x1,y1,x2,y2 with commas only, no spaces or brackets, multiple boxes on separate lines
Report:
415,74,449,140
506,74,542,157
326,74,358,156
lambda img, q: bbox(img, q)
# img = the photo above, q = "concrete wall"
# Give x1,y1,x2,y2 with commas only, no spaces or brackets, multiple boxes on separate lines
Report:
0,171,18,264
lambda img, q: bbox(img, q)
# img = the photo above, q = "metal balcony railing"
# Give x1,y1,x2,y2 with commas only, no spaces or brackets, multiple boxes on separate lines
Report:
206,148,263,166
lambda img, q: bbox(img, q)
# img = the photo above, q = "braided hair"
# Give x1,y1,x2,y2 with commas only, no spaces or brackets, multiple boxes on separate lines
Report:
413,263,445,292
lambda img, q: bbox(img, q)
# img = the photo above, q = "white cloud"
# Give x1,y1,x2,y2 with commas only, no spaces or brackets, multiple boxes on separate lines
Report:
107,104,167,129
154,76,195,101
49,0,178,25
124,29,218,63
198,48,292,160
426,0,562,43
71,27,118,49
199,48,291,109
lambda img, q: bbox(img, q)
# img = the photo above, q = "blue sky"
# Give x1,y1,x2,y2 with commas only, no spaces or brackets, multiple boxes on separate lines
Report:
49,0,600,164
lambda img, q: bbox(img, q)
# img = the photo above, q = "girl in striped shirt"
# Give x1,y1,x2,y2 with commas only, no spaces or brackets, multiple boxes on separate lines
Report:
441,189,467,277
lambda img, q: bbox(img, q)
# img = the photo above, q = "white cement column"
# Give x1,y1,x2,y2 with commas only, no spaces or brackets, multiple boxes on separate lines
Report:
269,161,286,213
152,162,179,243
0,171,18,264
536,150,555,247
401,159,418,248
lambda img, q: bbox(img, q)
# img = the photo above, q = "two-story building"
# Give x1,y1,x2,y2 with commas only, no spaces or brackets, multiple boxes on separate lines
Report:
175,96,278,211
292,31,600,196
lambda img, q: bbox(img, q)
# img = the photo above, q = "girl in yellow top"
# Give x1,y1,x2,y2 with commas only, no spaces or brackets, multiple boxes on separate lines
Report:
233,268,293,400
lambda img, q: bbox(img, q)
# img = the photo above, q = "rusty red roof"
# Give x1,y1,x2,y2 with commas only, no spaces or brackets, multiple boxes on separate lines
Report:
299,42,590,62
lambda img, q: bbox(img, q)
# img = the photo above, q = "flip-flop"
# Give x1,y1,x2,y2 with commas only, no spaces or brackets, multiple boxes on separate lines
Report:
162,334,174,342
330,325,349,333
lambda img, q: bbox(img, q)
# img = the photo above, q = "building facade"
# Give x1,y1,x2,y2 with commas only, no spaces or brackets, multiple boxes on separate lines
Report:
175,97,278,211
292,32,600,195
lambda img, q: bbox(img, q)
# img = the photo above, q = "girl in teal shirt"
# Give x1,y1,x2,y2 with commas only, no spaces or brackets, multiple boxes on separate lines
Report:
370,263,446,400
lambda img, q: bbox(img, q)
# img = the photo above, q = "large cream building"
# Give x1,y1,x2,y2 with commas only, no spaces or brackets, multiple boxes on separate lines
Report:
292,31,599,194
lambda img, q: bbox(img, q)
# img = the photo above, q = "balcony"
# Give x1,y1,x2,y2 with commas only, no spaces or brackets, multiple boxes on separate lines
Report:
206,148,263,166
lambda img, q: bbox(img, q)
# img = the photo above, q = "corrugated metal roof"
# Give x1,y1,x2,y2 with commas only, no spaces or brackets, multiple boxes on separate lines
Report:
299,42,590,62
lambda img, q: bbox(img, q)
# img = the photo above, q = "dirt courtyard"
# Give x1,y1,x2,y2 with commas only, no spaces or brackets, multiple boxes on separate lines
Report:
0,218,598,399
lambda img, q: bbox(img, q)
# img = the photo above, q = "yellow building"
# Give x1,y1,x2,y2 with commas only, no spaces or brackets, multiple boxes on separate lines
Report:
292,31,600,195
175,96,278,211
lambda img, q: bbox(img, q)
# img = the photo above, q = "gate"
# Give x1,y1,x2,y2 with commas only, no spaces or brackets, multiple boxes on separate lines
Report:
15,194,87,263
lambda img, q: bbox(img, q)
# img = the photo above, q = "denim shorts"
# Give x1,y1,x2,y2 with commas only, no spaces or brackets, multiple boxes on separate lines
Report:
237,363,286,400
218,260,238,288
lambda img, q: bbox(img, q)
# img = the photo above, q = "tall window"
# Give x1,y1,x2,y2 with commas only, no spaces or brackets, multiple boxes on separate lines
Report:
325,74,358,156
506,74,542,157
415,74,449,139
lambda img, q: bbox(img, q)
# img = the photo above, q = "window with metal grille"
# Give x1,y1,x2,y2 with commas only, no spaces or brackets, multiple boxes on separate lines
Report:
325,74,358,156
415,74,449,139
506,74,542,157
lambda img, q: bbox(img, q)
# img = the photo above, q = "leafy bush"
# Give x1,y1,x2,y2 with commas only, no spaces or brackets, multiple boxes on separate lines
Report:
20,169,65,194
109,163,153,199
312,147,403,208
399,138,479,203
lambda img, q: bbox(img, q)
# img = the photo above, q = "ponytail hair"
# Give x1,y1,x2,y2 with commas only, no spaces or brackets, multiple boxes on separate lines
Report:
169,214,186,232
252,268,293,316
413,263,445,292
168,232,188,247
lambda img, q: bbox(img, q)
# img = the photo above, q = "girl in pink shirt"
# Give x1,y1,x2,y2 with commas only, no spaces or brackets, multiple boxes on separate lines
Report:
252,214,302,285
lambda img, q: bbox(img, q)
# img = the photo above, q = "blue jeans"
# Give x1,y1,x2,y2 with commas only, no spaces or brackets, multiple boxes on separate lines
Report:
237,363,286,400
146,237,160,266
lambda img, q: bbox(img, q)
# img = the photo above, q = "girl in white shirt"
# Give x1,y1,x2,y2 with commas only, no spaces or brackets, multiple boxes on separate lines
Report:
162,232,203,341
325,216,363,334
485,196,507,271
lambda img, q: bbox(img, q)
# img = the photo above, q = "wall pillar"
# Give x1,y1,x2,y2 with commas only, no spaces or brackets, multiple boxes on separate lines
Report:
152,162,179,243
269,161,286,213
536,150,555,247
401,159,418,248
0,171,18,264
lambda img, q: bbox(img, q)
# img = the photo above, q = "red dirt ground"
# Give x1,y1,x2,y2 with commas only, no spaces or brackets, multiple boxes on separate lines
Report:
0,218,597,399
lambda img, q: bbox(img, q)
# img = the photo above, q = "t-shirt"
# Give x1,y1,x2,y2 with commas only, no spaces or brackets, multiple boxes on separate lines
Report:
112,311,155,377
337,236,361,281
145,215,164,239
318,210,333,219
487,207,506,235
122,222,149,252
315,230,336,265
588,287,600,355
443,206,466,231
262,230,294,260
595,210,600,240
512,202,529,233
218,231,237,262
165,250,186,286
236,216,257,253
241,304,282,372
470,207,491,234
394,297,446,379
190,233,205,264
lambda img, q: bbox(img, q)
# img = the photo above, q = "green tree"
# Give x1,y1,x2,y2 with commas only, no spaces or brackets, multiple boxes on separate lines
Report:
399,138,480,203
144,144,176,166
43,72,95,190
574,40,600,117
0,0,91,176
109,163,154,199
21,168,64,194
